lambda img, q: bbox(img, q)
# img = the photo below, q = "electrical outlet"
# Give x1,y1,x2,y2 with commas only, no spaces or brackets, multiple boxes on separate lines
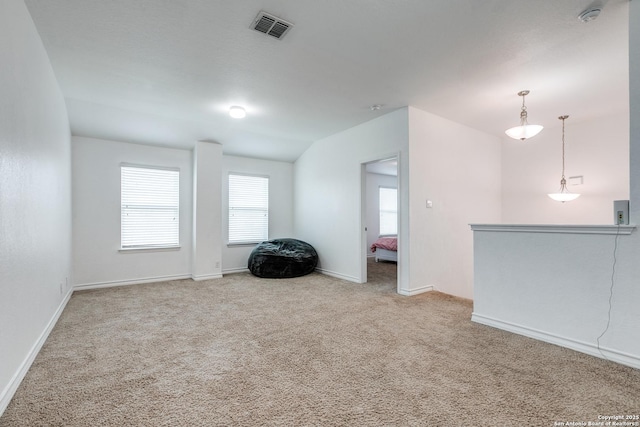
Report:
215,261,220,269
613,200,629,225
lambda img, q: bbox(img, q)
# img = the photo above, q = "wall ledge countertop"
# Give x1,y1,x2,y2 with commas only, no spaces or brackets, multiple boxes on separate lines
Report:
469,224,636,235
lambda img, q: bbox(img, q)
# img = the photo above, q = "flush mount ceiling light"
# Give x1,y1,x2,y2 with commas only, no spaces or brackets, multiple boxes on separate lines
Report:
229,106,246,119
548,115,580,203
578,7,601,23
505,90,544,141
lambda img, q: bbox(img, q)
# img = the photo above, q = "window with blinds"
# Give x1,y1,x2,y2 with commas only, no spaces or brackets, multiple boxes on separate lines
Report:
228,173,269,244
379,186,398,236
121,165,180,249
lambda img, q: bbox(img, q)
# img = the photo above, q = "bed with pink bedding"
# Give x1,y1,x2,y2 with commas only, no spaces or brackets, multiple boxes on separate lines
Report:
370,236,397,262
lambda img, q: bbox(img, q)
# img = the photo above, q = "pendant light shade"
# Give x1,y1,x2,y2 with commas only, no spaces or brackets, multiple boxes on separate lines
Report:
548,185,580,202
548,115,580,202
505,90,543,141
505,123,544,140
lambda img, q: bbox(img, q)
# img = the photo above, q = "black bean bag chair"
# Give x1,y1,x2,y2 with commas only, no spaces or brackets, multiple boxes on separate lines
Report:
248,238,318,278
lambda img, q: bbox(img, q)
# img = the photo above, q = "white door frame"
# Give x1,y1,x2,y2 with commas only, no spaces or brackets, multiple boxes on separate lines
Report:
360,153,400,293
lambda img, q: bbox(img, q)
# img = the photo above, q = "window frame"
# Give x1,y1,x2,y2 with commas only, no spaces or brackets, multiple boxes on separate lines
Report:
378,186,398,236
120,163,180,251
227,172,269,246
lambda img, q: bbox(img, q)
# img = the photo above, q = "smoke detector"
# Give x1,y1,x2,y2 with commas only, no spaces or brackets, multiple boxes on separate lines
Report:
578,8,601,23
251,11,294,39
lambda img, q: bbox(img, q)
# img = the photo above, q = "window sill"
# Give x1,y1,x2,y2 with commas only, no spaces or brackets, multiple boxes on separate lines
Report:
227,242,260,248
119,246,181,253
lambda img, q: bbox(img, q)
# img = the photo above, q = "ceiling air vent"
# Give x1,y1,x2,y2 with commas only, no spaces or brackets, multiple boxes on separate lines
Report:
251,11,293,40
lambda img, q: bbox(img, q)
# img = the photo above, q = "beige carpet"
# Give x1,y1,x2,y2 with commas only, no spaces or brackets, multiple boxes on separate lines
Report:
1,260,638,426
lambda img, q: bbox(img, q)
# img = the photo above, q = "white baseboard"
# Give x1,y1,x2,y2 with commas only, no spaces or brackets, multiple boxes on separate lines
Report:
74,274,192,291
471,313,640,370
398,285,434,296
0,288,73,417
316,268,359,283
222,267,249,275
191,273,223,281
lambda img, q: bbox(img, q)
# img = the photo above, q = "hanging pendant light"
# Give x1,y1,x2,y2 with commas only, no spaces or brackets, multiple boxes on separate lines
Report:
505,90,544,140
548,115,580,202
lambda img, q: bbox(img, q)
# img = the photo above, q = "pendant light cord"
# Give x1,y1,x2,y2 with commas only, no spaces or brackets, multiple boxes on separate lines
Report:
519,93,528,126
557,115,570,190
560,116,566,181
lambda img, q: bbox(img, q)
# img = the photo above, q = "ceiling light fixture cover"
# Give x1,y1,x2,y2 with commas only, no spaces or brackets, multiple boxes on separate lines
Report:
229,106,246,119
578,8,601,23
548,115,580,202
505,90,543,141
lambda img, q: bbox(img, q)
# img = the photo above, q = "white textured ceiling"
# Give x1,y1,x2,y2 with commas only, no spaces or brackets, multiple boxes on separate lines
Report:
24,0,629,162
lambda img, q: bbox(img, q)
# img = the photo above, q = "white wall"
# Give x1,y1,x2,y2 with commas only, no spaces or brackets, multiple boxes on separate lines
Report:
0,0,72,414
72,137,193,287
294,109,410,288
222,155,294,273
502,114,629,224
365,172,397,255
192,141,222,281
472,224,639,368
73,141,292,282
630,0,640,223
612,0,640,364
408,107,502,299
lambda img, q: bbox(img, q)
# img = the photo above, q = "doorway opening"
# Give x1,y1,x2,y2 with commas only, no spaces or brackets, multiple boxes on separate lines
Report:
361,156,399,292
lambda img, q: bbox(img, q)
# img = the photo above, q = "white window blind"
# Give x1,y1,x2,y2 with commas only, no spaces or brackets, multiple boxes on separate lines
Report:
229,174,268,244
121,165,179,249
379,186,398,236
